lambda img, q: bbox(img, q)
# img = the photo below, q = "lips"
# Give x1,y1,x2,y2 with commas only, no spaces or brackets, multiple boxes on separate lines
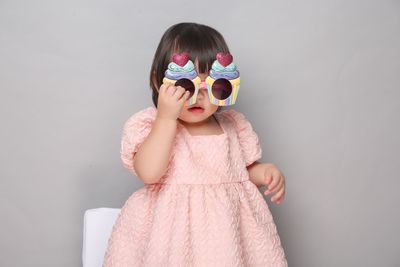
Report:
188,105,203,109
188,106,204,112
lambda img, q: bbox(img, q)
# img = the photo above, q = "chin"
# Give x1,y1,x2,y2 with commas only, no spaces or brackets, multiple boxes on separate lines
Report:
179,115,207,123
179,111,211,123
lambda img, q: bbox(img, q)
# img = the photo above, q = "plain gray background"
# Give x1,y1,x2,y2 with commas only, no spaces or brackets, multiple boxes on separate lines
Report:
1,0,399,266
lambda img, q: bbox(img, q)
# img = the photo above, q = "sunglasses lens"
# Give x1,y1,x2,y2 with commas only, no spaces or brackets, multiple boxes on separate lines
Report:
212,79,232,100
175,78,195,98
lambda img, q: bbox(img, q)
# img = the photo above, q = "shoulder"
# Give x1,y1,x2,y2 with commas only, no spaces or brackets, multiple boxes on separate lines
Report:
121,106,158,138
120,106,157,158
219,109,262,166
217,108,259,139
124,106,157,126
218,108,252,127
120,106,157,175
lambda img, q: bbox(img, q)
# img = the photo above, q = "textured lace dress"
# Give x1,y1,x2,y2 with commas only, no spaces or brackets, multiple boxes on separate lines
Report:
103,106,288,267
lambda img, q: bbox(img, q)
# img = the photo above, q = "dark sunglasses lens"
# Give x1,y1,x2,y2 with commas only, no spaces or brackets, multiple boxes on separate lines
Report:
212,79,232,100
175,78,195,98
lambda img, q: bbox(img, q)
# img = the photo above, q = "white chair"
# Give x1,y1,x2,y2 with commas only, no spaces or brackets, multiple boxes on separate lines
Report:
82,208,121,267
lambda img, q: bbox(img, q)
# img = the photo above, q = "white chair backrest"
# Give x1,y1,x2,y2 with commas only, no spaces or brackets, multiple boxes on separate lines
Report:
82,208,121,267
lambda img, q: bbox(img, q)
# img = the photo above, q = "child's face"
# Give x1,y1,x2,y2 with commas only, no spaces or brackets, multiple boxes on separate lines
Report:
178,59,219,124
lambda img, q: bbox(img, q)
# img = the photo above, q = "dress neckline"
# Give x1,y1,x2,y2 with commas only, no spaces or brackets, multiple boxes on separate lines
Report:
178,113,227,138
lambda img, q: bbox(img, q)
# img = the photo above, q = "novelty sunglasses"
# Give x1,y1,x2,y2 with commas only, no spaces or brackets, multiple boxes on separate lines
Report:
162,52,241,106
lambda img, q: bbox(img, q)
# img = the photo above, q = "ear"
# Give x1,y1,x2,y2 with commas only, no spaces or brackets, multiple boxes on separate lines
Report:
151,71,160,92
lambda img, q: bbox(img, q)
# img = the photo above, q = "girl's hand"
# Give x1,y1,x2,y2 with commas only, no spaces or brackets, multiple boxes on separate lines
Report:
263,163,286,204
157,83,190,121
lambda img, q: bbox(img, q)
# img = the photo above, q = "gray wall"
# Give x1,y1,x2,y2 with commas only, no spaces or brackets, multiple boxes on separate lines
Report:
1,0,399,266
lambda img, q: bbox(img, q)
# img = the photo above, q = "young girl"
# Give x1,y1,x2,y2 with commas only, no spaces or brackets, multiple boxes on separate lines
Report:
103,22,288,267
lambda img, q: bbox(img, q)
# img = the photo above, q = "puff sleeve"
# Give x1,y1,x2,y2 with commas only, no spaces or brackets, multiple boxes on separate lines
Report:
224,109,263,166
120,107,157,176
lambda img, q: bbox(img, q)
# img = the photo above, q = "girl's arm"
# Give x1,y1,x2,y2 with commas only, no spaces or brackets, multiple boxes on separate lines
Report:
247,161,265,188
133,117,177,184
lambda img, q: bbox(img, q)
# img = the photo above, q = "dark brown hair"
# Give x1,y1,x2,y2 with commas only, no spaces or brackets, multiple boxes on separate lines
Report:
149,22,230,111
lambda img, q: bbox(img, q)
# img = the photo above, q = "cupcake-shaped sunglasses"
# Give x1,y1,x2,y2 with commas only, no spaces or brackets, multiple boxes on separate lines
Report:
162,52,240,106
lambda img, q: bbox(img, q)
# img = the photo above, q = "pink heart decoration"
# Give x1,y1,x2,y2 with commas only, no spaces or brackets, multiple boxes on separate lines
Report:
216,52,233,67
172,52,189,67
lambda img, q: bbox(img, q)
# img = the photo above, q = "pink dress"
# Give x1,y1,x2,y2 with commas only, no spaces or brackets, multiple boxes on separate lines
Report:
103,106,288,267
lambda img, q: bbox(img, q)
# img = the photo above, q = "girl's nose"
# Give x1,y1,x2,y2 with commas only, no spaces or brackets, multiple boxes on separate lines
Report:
199,81,207,89
196,87,207,101
195,81,206,100
197,89,205,99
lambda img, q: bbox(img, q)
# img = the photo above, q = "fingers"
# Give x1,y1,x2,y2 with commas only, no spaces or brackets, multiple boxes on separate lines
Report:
159,83,175,96
265,171,281,191
264,172,286,204
271,186,285,204
264,181,282,196
160,84,188,101
173,86,188,100
157,83,190,120
264,172,273,185
264,172,284,195
180,90,191,102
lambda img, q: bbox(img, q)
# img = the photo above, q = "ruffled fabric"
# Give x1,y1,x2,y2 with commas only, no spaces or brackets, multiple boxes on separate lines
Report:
120,107,157,177
104,107,288,266
223,109,263,166
103,182,288,267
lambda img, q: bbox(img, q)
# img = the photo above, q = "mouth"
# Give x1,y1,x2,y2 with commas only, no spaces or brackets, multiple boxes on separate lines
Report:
188,106,204,113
